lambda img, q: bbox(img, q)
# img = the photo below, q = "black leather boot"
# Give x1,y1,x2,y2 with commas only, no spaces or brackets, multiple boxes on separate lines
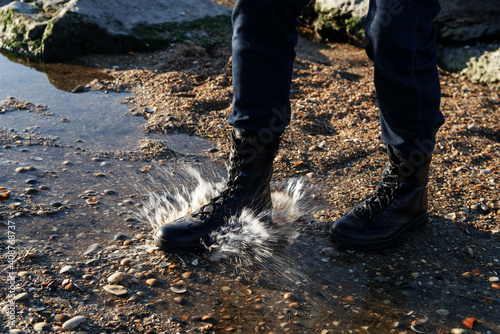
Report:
329,145,432,251
154,130,279,253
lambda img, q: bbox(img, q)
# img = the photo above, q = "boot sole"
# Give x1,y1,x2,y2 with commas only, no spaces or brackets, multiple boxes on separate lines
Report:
329,212,428,251
153,235,208,254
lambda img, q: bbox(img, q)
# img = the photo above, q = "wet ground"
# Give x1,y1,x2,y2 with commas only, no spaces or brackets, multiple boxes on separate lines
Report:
0,45,499,334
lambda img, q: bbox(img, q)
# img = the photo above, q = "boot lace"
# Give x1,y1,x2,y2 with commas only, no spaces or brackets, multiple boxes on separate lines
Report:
192,146,242,219
358,164,400,219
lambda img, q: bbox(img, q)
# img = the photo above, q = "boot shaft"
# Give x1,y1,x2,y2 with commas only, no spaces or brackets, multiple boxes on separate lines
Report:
386,146,432,212
227,130,280,210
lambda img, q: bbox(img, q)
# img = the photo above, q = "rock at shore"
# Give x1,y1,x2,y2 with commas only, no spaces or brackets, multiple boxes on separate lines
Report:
314,0,500,44
0,0,231,59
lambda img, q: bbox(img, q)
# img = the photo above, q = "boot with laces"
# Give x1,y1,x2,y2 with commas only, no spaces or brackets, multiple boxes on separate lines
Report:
329,145,432,251
154,130,279,253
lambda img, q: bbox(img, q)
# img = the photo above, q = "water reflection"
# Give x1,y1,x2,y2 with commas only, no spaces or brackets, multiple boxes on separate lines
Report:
1,50,113,92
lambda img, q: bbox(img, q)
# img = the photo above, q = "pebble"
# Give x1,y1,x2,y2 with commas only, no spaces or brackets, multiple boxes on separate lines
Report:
18,271,30,277
146,278,159,286
103,284,129,297
120,258,132,266
50,201,64,208
436,309,449,315
113,233,130,241
25,187,38,194
489,276,499,282
342,296,355,303
103,189,116,195
450,329,467,334
467,124,479,131
62,161,71,165
33,322,50,332
62,315,86,330
9,330,26,334
59,265,74,274
15,167,27,173
83,243,101,255
320,247,340,257
174,296,186,305
108,272,128,284
181,271,193,279
25,178,38,184
283,292,295,301
13,292,29,301
55,314,70,323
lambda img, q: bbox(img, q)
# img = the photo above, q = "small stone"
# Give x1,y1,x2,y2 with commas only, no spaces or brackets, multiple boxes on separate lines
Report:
33,322,50,332
9,329,26,334
108,272,128,284
445,213,456,220
181,271,193,279
62,315,86,330
59,265,74,274
135,233,146,240
15,167,27,173
120,258,132,266
62,161,71,165
480,169,491,175
436,309,449,315
462,272,473,279
283,292,295,301
83,243,101,256
94,173,105,177
103,189,116,195
13,292,29,301
103,285,129,297
342,296,355,303
450,329,467,334
50,201,64,208
221,286,231,293
25,187,38,194
113,233,130,241
18,271,31,277
25,178,38,184
55,314,70,323
320,247,340,257
174,296,186,305
489,276,499,282
146,278,159,286
467,124,479,132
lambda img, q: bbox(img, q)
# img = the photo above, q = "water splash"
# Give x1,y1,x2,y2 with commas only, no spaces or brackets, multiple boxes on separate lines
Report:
137,164,312,269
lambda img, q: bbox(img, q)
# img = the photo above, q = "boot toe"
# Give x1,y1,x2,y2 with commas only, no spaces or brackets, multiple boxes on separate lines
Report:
154,216,209,253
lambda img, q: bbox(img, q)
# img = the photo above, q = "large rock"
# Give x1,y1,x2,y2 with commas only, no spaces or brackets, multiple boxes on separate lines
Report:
0,0,231,59
435,0,500,43
314,0,500,43
462,47,500,91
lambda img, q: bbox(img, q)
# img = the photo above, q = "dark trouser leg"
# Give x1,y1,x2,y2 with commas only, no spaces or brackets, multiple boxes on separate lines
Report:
228,0,311,143
154,0,310,253
330,0,444,251
365,0,444,156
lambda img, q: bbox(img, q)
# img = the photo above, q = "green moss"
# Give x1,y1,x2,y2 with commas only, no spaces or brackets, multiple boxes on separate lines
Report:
1,9,14,32
132,15,232,51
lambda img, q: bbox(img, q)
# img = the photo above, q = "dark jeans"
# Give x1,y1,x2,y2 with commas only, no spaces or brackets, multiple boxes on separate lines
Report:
227,0,444,156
